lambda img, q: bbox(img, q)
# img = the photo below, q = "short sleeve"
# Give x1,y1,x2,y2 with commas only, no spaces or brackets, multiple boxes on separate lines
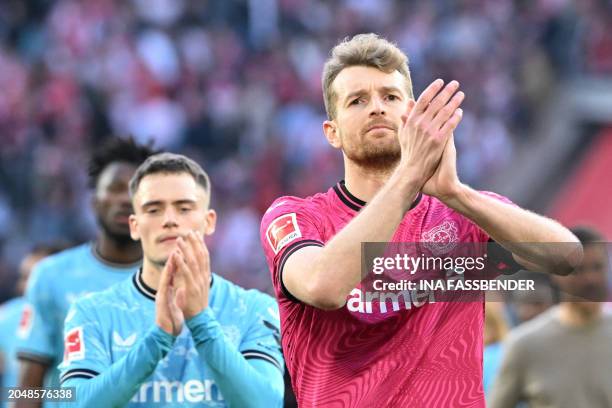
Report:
239,293,284,374
57,299,110,384
260,197,325,299
16,262,55,364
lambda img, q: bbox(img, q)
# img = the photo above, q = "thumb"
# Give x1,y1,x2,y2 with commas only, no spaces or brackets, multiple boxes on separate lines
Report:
401,99,416,125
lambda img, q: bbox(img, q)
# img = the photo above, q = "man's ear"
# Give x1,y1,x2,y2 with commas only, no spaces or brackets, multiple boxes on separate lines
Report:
129,214,140,241
323,120,342,149
204,209,217,236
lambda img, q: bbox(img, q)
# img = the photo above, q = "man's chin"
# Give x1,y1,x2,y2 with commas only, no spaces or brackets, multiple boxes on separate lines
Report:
99,221,135,244
346,148,401,171
151,256,169,268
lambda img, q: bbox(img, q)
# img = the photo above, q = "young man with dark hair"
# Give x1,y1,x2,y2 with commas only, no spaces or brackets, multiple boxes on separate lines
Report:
16,137,157,404
260,33,581,407
59,153,284,407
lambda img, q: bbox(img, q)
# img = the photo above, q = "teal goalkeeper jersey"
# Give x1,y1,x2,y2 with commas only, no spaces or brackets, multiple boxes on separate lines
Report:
17,243,139,390
58,269,283,406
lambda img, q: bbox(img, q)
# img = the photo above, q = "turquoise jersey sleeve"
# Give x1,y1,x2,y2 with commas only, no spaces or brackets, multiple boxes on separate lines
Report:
187,308,284,408
17,262,56,364
59,300,175,407
238,293,283,372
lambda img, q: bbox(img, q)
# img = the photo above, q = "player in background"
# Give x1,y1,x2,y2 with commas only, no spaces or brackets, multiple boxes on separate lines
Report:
260,33,582,407
489,226,612,408
59,153,284,407
0,245,66,408
16,137,156,406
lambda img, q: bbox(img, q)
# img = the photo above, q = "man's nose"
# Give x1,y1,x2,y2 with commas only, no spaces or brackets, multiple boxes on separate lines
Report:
162,208,179,228
369,95,386,116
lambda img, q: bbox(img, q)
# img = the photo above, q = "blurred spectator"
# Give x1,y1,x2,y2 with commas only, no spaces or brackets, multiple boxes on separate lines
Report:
508,270,556,325
488,227,612,408
483,302,509,396
0,243,67,404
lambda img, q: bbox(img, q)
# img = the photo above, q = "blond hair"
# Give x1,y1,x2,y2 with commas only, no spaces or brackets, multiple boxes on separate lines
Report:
322,33,413,119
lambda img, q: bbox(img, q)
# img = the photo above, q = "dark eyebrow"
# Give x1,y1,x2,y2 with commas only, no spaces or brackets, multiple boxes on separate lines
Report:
344,86,403,104
141,199,197,209
380,86,403,95
141,200,163,209
344,89,367,104
173,199,197,206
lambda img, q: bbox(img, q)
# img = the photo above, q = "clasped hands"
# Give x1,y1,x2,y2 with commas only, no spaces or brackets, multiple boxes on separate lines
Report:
399,79,465,202
156,231,210,336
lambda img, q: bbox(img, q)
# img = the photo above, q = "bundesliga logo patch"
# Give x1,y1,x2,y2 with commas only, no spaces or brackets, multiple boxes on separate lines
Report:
266,213,302,254
64,326,85,362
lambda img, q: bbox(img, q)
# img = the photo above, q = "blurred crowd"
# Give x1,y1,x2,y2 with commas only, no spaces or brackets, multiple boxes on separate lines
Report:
1,0,612,297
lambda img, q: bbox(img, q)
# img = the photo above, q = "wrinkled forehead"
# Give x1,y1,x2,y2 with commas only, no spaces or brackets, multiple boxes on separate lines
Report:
333,66,408,100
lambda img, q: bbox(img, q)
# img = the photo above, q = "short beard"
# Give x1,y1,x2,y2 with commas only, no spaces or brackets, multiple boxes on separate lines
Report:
344,142,401,172
97,217,135,247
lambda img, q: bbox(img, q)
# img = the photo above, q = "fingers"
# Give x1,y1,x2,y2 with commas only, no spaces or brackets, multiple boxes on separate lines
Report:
177,235,198,282
406,79,464,138
187,231,210,285
430,90,464,133
401,99,416,126
412,79,444,115
420,80,461,123
175,242,197,288
158,251,175,299
438,108,463,136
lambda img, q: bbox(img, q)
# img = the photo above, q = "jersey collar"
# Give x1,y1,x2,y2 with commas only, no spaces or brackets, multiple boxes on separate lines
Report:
90,243,142,270
132,267,214,301
333,180,422,212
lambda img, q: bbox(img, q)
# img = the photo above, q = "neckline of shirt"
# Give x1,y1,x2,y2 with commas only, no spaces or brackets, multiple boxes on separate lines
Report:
132,267,215,301
90,243,142,270
333,180,422,212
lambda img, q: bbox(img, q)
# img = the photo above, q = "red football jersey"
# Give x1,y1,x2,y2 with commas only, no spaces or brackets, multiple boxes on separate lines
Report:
260,180,511,407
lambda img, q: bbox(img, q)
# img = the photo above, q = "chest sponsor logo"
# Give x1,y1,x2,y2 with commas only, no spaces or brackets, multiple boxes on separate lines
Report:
131,380,223,403
266,213,302,254
346,288,434,314
64,326,85,362
17,304,34,339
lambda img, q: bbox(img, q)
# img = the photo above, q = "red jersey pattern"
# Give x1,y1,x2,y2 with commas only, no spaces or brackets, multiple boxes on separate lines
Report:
260,181,513,407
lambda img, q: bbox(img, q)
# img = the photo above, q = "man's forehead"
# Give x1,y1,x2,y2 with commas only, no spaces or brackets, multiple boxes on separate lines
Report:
334,66,406,97
98,162,136,186
135,173,205,204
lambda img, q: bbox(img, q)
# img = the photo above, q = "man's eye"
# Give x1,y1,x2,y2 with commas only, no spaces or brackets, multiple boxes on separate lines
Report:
387,94,399,101
180,207,192,213
146,208,159,214
350,98,362,105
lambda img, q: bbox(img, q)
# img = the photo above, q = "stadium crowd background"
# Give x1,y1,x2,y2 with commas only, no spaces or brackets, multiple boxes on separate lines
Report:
1,0,610,298
0,1,610,302
0,0,611,405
